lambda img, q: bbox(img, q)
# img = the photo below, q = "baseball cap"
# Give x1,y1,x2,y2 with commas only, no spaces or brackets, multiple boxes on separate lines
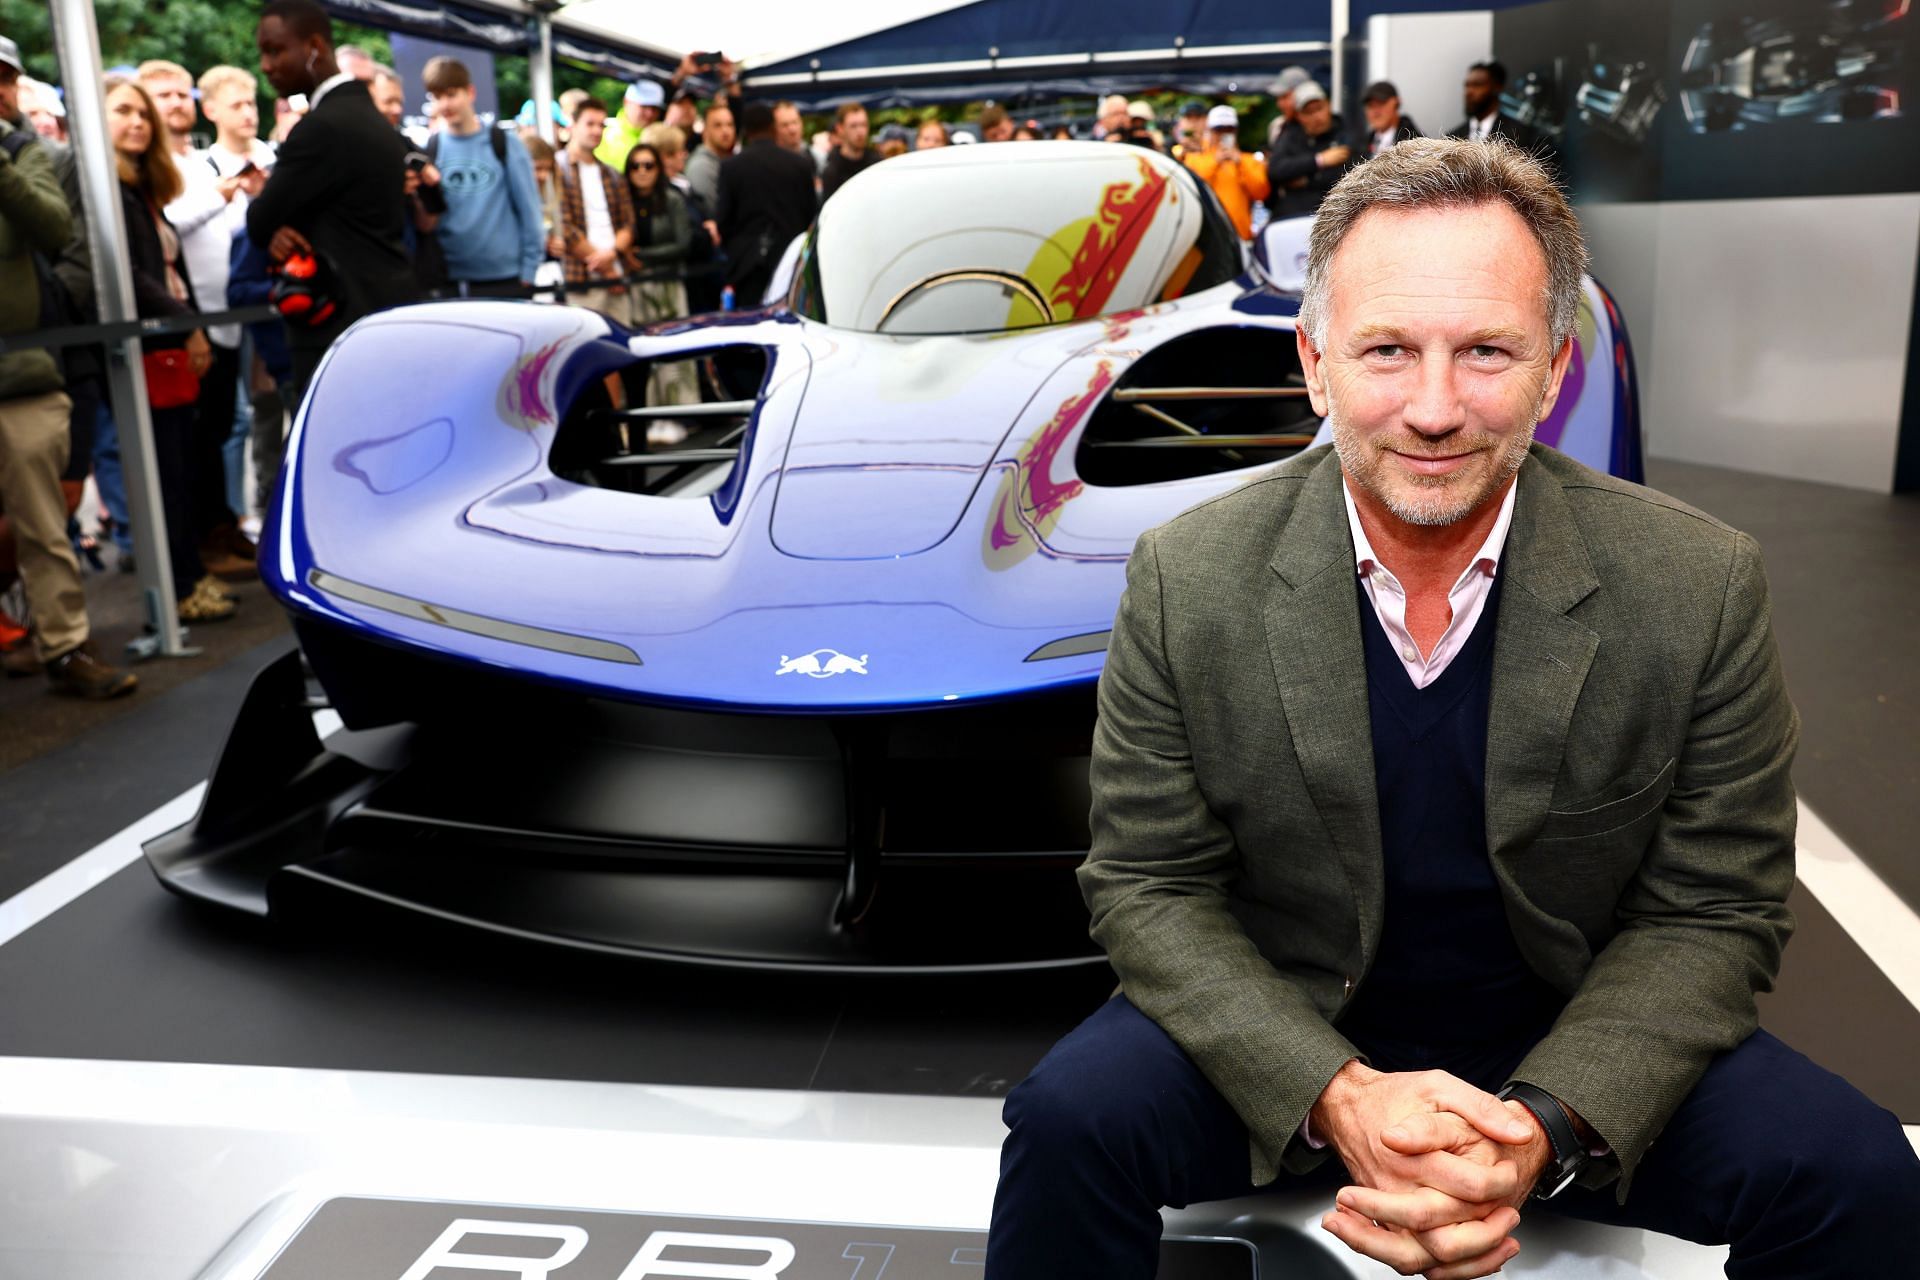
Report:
1292,81,1327,107
625,80,665,108
1099,93,1129,116
1206,104,1238,130
1362,80,1400,104
1269,66,1311,97
1127,100,1154,122
0,35,24,75
1178,98,1208,118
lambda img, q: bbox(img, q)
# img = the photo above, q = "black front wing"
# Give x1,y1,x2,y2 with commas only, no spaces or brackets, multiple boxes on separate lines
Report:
144,628,1108,974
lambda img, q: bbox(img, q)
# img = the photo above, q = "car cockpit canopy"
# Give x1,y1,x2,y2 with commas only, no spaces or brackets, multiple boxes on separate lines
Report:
791,142,1245,336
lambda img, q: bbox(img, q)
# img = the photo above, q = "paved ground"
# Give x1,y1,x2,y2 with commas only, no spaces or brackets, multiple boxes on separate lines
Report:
0,550,290,774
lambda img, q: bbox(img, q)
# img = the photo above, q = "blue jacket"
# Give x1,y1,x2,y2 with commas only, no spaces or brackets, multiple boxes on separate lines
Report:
227,227,292,383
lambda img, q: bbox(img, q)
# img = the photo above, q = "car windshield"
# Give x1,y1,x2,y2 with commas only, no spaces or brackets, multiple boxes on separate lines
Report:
791,142,1244,336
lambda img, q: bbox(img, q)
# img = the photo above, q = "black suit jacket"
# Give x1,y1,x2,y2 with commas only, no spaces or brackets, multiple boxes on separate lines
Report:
1355,117,1421,157
1447,113,1562,180
246,79,419,348
1448,112,1532,145
715,139,818,293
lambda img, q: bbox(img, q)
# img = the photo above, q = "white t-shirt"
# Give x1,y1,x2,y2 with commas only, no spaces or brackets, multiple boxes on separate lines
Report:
165,147,240,348
577,160,617,264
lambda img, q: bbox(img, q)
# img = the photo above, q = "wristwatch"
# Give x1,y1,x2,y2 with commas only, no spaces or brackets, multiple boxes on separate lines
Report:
1497,1082,1590,1200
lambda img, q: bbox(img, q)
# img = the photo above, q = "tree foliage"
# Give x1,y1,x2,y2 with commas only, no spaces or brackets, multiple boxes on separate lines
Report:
2,0,391,115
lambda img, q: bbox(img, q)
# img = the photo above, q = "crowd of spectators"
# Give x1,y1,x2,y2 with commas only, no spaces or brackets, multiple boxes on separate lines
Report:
0,0,1555,702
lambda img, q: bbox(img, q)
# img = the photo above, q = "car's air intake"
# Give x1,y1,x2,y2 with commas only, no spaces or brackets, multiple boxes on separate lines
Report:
1075,326,1321,487
549,345,770,501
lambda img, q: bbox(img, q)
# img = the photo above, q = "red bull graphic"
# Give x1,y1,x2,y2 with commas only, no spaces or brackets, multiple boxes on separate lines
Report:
1013,159,1172,327
983,361,1115,570
501,338,567,428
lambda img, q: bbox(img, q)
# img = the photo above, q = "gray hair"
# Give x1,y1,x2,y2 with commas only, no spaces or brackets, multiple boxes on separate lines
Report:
1297,137,1589,350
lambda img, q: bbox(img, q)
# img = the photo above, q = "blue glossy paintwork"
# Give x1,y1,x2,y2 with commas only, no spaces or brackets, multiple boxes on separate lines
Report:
266,263,1642,714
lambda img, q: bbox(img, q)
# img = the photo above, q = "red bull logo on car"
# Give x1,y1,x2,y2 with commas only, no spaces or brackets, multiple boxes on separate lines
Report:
775,649,870,678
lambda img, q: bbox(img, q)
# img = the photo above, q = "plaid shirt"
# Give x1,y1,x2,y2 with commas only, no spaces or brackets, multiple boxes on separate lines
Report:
555,151,636,286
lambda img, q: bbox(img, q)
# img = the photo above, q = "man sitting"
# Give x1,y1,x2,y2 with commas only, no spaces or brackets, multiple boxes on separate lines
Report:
986,137,1920,1279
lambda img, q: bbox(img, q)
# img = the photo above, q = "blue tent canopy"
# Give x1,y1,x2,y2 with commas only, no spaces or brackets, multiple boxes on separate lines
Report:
322,0,533,54
742,0,1539,109
745,0,1333,105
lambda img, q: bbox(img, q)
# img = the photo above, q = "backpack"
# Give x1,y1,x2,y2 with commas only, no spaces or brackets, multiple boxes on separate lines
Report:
425,123,510,168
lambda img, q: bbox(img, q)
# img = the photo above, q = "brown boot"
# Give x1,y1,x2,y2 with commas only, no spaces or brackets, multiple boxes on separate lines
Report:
199,537,260,583
200,521,259,582
223,523,259,561
45,645,139,699
3,646,42,678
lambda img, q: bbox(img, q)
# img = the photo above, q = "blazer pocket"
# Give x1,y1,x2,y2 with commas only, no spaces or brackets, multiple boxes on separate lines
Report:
1536,758,1677,842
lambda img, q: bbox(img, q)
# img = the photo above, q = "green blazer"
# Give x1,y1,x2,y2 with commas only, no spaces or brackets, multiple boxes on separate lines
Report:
1078,443,1798,1199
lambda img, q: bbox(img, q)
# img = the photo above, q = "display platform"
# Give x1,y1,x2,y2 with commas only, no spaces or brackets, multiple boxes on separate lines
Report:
3,1055,1748,1280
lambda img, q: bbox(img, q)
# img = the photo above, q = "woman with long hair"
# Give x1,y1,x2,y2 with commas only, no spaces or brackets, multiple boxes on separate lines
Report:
105,74,232,623
622,143,698,424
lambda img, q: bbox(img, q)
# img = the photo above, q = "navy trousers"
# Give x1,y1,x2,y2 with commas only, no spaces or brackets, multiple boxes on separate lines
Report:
986,996,1920,1279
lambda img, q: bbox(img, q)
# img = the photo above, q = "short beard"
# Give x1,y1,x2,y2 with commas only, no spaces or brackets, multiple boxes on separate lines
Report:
1328,397,1540,528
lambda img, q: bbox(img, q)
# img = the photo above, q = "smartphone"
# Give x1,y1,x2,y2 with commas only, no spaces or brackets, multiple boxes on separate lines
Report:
690,50,723,70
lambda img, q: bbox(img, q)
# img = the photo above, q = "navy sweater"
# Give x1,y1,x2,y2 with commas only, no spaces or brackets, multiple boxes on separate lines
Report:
1337,573,1565,1066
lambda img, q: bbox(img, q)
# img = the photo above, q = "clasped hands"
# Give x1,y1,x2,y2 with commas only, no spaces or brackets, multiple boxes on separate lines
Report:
1310,1060,1553,1279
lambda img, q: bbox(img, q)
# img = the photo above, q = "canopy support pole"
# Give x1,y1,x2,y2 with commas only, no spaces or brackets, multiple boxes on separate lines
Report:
1331,0,1351,113
49,0,189,656
530,11,558,145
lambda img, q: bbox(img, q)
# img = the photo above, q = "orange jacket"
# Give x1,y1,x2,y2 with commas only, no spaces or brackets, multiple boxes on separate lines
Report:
1183,149,1271,241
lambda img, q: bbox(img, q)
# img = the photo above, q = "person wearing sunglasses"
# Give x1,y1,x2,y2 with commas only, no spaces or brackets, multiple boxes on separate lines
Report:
622,143,697,429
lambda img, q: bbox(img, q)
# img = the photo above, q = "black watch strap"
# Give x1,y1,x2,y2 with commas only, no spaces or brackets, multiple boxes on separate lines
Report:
1497,1082,1589,1200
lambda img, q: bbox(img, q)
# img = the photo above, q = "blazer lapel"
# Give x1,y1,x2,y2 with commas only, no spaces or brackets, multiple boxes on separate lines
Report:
1485,450,1602,862
1266,455,1383,961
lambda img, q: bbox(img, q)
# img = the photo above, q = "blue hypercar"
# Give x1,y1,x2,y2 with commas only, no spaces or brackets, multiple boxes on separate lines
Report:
146,142,1642,972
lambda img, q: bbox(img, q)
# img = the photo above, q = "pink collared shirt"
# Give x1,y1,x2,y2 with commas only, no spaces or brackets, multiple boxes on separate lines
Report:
1343,478,1518,687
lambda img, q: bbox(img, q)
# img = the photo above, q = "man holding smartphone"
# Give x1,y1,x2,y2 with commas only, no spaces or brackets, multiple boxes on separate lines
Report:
201,65,277,187
1180,105,1269,241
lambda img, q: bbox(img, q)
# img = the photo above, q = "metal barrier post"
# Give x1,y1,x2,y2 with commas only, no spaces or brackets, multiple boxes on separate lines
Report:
530,11,558,146
48,0,192,657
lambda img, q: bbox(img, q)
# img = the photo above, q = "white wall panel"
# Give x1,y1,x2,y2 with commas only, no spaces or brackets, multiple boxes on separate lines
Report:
1365,11,1491,141
1581,194,1919,493
1580,202,1662,383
